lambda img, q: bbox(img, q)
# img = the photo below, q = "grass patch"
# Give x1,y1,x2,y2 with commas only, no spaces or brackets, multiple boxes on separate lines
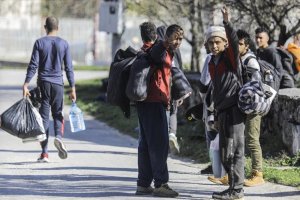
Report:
263,152,300,167
245,156,300,187
263,167,300,187
65,78,139,138
70,77,300,188
176,118,209,163
0,66,27,69
73,65,109,71
0,65,109,71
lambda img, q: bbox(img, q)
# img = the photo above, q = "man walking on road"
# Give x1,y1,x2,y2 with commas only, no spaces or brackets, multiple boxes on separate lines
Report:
23,16,76,162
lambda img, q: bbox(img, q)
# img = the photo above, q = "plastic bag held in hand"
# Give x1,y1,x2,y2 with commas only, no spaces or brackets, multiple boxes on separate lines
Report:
0,98,45,139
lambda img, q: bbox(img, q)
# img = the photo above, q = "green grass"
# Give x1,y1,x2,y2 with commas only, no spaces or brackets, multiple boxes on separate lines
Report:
244,157,300,187
73,65,109,71
70,77,300,188
264,167,300,187
0,65,109,71
65,78,139,138
0,66,27,69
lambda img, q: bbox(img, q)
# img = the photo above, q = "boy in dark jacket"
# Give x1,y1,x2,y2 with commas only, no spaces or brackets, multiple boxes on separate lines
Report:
135,22,183,198
207,7,245,200
255,27,294,89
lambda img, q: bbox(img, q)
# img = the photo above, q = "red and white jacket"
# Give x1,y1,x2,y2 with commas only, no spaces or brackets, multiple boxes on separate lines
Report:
144,40,173,107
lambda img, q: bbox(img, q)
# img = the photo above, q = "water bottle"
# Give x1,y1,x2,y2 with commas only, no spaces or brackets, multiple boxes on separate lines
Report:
264,70,275,89
251,71,262,81
69,102,86,132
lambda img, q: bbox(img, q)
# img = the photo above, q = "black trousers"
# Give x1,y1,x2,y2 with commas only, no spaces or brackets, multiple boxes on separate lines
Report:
136,102,169,188
218,105,245,190
39,81,64,154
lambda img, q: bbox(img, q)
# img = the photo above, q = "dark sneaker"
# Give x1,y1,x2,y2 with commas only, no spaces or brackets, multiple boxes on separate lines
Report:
37,153,49,163
153,183,179,198
135,186,154,195
212,188,244,200
200,165,213,174
54,138,68,159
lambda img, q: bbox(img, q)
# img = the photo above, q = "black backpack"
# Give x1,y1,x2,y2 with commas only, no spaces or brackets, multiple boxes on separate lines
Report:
241,55,281,91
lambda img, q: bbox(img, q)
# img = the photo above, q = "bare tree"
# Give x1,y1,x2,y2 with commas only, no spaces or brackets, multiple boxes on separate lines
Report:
41,0,99,18
0,0,99,18
226,0,300,46
0,0,39,15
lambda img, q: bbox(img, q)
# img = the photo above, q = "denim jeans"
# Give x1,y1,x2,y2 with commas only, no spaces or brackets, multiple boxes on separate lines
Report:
209,134,225,178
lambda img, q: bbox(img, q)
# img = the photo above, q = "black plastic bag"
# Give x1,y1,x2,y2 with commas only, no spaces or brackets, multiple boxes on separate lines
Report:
0,98,45,139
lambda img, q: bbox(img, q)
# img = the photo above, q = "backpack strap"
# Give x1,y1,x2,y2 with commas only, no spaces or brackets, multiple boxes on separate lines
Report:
237,57,245,85
244,55,256,66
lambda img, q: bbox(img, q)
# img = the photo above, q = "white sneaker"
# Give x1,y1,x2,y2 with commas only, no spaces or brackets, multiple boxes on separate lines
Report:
22,134,47,143
37,153,49,163
54,138,68,159
169,133,180,154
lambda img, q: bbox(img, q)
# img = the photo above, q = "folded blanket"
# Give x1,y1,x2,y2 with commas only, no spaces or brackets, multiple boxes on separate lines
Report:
238,80,276,116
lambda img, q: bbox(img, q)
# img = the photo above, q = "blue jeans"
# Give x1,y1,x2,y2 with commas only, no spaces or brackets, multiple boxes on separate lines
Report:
209,134,225,178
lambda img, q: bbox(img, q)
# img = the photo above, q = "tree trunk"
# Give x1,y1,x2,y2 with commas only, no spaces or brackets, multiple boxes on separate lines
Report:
190,38,203,72
189,0,203,72
278,25,292,47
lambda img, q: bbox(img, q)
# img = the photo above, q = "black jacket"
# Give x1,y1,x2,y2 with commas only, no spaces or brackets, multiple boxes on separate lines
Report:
107,46,138,118
208,22,241,113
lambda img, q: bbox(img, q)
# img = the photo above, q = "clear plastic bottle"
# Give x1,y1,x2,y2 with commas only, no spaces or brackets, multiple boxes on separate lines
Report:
264,70,275,89
69,102,86,132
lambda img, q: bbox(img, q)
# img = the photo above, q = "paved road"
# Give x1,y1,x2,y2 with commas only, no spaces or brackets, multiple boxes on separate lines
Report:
0,69,299,200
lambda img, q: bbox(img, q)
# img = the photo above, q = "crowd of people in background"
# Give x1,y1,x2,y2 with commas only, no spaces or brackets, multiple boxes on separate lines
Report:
17,4,300,200
131,5,299,200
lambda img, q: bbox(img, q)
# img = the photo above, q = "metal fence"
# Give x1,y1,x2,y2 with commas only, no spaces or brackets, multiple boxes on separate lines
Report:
0,16,112,66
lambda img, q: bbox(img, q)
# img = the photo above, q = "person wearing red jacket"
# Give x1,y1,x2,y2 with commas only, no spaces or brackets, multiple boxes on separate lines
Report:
135,22,183,198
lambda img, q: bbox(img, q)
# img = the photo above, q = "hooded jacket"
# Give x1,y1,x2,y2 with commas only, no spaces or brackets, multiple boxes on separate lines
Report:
208,22,241,113
107,46,138,118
